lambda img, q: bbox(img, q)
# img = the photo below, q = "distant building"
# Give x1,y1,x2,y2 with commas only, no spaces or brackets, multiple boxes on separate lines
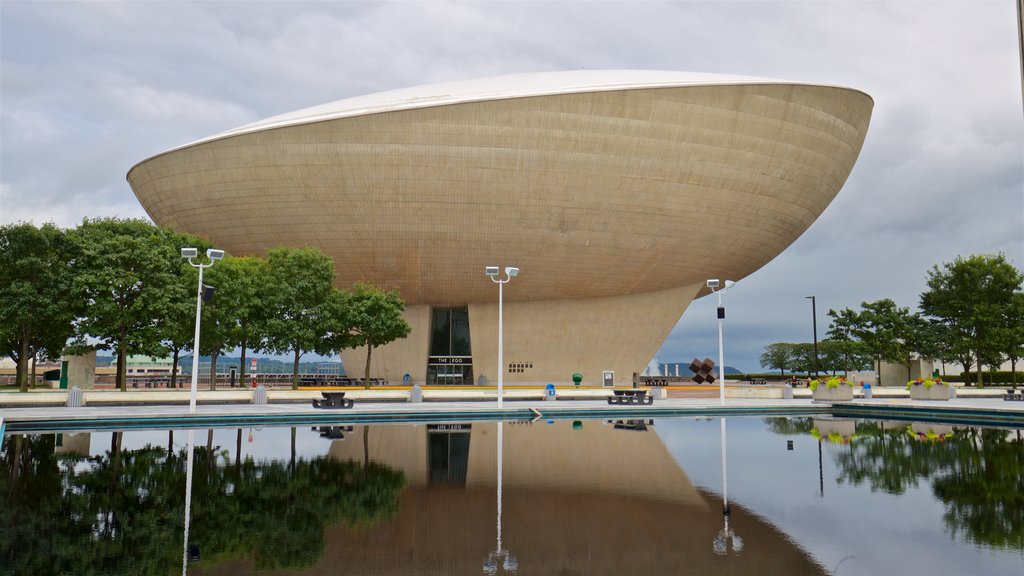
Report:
121,355,181,377
129,70,872,385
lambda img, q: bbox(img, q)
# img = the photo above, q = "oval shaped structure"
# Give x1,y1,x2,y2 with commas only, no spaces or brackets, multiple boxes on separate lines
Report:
128,70,872,385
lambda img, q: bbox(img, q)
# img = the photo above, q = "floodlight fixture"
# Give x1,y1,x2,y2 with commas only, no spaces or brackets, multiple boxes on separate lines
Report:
207,249,225,261
485,266,500,277
505,266,519,277
724,280,735,289
181,247,198,259
706,279,720,289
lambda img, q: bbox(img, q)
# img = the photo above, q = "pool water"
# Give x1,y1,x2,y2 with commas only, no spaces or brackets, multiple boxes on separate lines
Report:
2,416,1022,575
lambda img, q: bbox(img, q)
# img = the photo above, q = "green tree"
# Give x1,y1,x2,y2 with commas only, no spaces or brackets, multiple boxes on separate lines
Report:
333,283,411,389
197,263,233,391
70,219,184,390
789,342,816,375
264,247,335,389
829,299,921,383
826,308,873,373
214,256,270,386
920,254,1024,387
759,343,797,377
0,222,80,391
1001,293,1024,385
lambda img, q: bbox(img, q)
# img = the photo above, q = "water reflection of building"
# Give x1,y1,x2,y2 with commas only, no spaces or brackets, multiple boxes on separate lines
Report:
196,420,826,575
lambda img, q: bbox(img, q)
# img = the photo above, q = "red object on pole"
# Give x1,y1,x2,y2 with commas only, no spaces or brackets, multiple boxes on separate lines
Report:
251,358,258,387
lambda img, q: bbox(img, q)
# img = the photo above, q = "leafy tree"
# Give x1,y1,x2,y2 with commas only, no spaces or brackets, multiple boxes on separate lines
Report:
1001,293,1024,385
214,256,270,386
264,247,335,389
334,283,411,389
759,343,797,377
70,219,184,390
829,299,921,383
928,319,975,377
920,254,1024,388
0,222,80,391
789,342,817,375
197,262,233,391
818,339,870,374
825,308,874,373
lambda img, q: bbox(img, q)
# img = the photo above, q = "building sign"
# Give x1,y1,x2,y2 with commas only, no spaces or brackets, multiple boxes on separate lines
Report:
428,423,471,432
428,356,471,365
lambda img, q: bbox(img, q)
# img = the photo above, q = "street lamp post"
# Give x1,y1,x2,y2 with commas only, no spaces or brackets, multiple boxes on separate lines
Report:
485,266,519,408
806,295,819,378
182,247,224,414
707,279,735,405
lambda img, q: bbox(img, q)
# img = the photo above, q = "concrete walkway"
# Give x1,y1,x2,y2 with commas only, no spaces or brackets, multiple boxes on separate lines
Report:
3,389,1024,433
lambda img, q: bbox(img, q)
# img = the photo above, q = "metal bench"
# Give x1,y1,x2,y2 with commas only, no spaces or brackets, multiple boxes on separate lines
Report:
607,389,654,405
312,391,353,409
1004,388,1024,401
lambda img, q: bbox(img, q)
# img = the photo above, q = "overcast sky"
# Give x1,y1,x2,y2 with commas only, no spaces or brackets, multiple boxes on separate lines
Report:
1,1,1022,372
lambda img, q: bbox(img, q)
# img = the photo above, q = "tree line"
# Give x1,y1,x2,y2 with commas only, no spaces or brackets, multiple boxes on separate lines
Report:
0,218,411,392
760,254,1024,386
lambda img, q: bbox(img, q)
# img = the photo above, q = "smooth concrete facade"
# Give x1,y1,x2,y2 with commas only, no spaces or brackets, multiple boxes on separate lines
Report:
342,282,702,384
129,71,873,385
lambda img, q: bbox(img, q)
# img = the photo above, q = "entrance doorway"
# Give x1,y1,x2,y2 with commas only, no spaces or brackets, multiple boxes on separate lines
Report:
427,307,473,385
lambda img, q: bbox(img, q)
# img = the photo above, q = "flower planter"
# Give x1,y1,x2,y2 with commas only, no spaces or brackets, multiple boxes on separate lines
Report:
909,384,950,401
812,385,853,402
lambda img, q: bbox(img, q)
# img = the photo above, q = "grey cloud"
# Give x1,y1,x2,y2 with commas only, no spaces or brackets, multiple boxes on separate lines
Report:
1,1,1020,371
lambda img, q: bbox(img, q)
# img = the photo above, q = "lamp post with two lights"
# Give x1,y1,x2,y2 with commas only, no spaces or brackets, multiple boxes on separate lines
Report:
485,266,519,408
181,247,224,413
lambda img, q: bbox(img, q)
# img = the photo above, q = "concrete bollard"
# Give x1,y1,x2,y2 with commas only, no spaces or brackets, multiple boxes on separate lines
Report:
409,384,423,403
253,384,268,405
782,384,793,400
67,386,85,407
949,384,956,399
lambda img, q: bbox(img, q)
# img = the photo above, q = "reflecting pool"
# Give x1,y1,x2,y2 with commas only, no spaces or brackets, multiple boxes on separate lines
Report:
2,417,1022,575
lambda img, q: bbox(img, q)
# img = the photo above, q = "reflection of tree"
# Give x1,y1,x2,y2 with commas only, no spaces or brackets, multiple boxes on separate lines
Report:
762,416,816,435
830,424,1024,550
1,433,406,575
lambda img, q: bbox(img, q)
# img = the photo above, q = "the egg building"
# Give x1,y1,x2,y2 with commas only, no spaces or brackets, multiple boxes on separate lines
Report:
128,70,872,386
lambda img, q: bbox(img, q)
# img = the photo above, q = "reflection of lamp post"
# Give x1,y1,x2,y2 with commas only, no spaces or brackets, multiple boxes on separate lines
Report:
485,266,519,408
181,430,196,575
806,296,819,378
713,418,743,556
483,422,517,574
707,279,735,405
182,247,224,413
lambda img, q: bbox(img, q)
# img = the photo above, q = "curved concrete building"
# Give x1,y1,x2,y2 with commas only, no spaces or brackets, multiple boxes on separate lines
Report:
128,70,872,385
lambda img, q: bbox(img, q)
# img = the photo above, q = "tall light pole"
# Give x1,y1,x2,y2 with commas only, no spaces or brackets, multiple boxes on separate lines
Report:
707,279,735,405
806,296,819,378
485,266,519,408
182,247,224,413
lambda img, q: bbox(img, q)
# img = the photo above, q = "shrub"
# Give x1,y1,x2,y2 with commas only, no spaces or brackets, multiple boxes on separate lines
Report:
959,371,1022,385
